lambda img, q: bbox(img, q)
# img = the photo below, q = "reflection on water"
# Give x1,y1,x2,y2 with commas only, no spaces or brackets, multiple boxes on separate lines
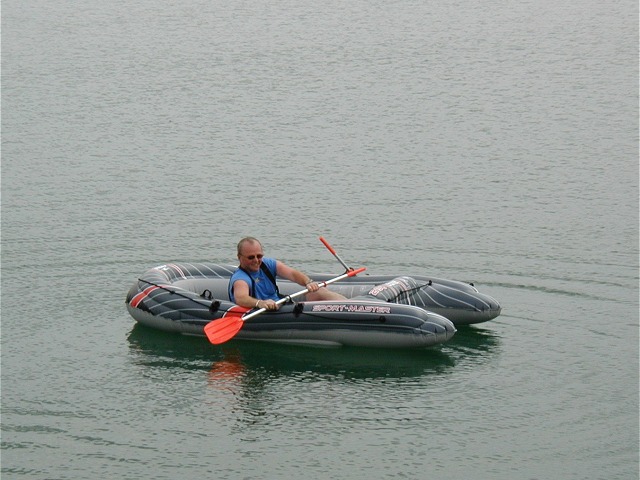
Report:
438,325,502,371
127,324,219,370
127,323,501,383
129,324,503,444
444,325,502,356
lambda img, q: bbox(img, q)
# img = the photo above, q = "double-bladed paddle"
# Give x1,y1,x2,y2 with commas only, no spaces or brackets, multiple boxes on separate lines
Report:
204,267,366,345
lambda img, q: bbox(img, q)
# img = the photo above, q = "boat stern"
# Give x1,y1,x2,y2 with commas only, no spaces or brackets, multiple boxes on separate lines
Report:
419,311,457,344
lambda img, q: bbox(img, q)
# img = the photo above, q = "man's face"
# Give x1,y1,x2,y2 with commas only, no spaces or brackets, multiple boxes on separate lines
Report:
238,241,264,272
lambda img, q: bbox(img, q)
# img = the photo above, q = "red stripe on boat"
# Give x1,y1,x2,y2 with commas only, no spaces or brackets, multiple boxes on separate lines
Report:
130,285,160,308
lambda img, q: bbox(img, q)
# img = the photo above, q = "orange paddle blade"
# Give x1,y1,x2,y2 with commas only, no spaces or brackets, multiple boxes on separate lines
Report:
319,236,337,255
204,313,244,344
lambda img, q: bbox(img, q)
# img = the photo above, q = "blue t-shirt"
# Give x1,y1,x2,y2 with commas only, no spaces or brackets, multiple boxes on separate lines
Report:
228,257,280,303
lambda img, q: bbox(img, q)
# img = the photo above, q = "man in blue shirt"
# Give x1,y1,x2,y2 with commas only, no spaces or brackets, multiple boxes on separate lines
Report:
228,237,346,311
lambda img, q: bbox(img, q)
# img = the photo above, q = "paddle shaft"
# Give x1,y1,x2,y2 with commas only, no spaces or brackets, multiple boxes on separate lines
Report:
204,266,366,344
319,236,352,271
241,266,366,321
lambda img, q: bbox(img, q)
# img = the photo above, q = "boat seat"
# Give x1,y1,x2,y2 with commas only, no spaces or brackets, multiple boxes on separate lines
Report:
172,278,232,301
353,276,421,303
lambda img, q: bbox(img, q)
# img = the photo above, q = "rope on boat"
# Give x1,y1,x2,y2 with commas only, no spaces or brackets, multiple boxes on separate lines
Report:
137,278,222,313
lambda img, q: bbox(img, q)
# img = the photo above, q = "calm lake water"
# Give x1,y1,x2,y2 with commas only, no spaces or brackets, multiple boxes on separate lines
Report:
2,0,638,478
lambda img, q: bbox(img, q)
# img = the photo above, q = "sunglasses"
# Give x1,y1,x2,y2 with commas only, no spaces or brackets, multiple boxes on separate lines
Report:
243,254,264,260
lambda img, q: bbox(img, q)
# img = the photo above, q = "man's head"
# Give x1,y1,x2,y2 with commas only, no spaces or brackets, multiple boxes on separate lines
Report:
237,237,264,272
